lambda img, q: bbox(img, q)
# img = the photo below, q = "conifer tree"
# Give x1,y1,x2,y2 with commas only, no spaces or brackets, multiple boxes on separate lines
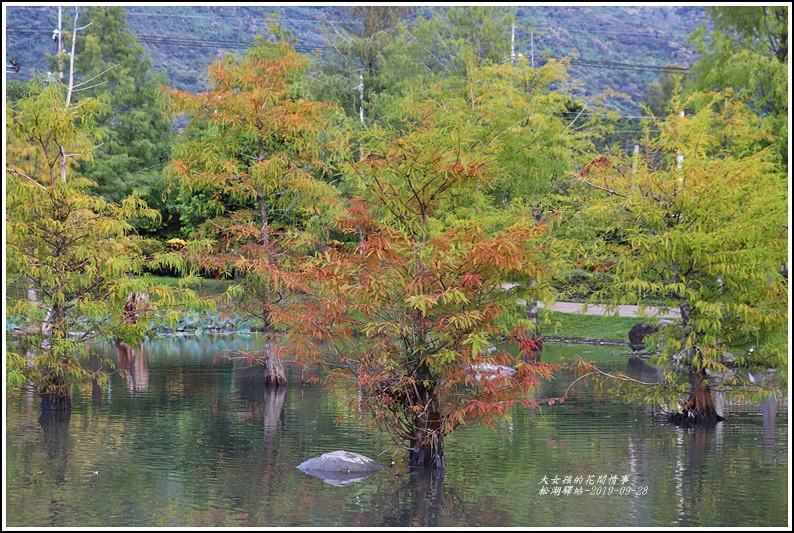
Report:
274,91,558,469
165,30,340,385
6,8,207,410
572,91,788,423
60,7,172,213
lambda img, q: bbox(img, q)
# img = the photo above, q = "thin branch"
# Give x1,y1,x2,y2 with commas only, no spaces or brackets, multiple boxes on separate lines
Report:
73,80,109,93
561,101,588,136
73,64,117,89
7,167,47,190
571,173,628,198
564,368,664,398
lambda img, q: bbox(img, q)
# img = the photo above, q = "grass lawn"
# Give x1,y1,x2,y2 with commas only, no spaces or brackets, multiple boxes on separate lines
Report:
141,275,232,297
537,308,642,342
146,278,643,342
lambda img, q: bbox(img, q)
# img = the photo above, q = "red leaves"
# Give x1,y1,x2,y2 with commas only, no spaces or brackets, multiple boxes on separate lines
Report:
580,156,611,177
518,337,542,354
546,395,566,406
457,273,484,289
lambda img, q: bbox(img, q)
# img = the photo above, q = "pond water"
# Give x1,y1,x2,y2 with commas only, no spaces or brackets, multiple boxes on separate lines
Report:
5,335,788,527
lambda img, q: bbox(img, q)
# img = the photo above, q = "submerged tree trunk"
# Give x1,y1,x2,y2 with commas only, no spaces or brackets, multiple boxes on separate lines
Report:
36,303,72,411
408,382,446,470
262,340,287,387
39,371,71,411
671,368,724,426
409,418,445,470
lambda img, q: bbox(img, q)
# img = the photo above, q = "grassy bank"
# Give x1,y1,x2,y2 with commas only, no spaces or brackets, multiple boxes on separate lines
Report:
142,275,232,297
8,273,645,343
149,277,641,342
537,308,641,342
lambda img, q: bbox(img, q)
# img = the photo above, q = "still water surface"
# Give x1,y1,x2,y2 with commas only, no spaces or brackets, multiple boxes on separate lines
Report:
5,335,788,527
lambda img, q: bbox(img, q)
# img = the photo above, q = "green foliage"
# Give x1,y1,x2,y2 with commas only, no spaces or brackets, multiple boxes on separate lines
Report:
641,68,689,117
165,34,341,328
687,6,788,168
444,6,516,70
57,7,174,217
389,6,515,81
6,56,210,404
463,57,585,207
308,7,415,122
574,91,788,408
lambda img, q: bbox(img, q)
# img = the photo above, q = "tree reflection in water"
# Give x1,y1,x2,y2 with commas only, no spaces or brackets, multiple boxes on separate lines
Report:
115,341,149,393
39,409,70,485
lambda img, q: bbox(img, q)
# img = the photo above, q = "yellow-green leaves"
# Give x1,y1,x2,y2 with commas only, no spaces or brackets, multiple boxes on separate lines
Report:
6,78,200,400
578,91,788,406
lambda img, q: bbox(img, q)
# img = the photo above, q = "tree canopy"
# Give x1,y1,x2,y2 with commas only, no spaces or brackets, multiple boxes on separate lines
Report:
274,88,559,469
572,91,788,421
687,6,788,169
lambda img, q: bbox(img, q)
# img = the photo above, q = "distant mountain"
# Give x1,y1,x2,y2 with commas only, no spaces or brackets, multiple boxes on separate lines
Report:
5,5,709,114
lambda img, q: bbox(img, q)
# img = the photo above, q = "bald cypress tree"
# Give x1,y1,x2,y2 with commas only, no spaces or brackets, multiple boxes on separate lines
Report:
572,91,788,423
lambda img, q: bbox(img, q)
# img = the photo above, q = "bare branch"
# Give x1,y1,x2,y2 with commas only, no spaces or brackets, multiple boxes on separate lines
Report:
6,168,47,190
571,172,628,198
564,368,664,399
73,64,117,88
73,80,109,93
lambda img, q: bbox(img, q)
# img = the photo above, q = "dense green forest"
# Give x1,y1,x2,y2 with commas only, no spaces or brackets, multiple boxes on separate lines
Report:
5,5,788,470
6,5,708,113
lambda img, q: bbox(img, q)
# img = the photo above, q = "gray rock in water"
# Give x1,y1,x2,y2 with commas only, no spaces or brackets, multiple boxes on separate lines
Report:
299,469,379,487
468,363,517,382
297,450,384,485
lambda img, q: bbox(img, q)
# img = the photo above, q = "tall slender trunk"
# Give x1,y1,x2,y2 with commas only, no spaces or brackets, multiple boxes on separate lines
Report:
256,135,270,250
253,134,286,386
24,266,38,368
522,280,542,363
256,187,269,250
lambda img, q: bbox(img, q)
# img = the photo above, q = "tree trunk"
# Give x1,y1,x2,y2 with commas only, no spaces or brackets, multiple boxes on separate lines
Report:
409,422,445,470
262,340,287,387
671,368,724,426
408,382,446,470
39,371,71,411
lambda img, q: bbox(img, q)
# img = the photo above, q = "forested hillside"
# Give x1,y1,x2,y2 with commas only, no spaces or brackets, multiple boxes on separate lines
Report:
6,5,707,113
